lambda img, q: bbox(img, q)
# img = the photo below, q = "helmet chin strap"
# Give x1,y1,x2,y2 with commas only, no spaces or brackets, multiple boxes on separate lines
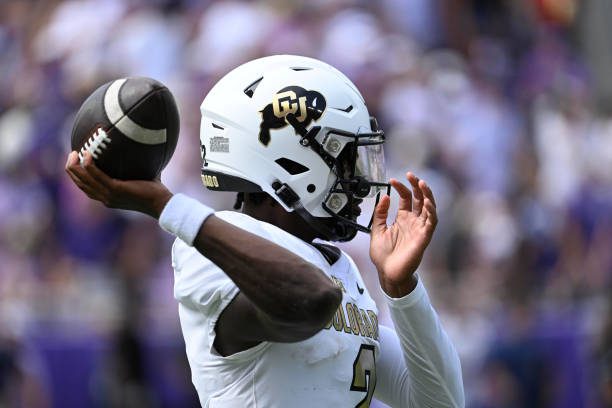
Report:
272,181,357,242
294,203,358,242
272,176,386,242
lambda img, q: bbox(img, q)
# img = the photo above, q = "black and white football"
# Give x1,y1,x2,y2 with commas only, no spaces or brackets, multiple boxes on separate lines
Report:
71,77,179,180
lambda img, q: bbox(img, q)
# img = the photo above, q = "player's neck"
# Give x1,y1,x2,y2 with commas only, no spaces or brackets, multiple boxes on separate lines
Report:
242,203,318,243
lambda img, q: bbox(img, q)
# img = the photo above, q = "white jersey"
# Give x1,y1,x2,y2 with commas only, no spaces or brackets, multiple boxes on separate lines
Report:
172,211,465,408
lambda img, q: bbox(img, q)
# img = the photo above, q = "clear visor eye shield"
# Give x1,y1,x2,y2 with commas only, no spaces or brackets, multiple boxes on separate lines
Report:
321,119,391,234
284,114,391,237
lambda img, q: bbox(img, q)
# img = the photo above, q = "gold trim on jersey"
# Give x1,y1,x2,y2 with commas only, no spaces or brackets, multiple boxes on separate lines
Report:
367,310,379,340
329,276,347,293
325,301,378,340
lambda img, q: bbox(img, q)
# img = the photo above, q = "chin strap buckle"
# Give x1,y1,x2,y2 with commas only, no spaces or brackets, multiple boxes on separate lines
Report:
272,181,300,208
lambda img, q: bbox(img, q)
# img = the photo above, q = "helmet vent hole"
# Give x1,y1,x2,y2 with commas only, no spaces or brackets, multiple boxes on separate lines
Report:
307,184,316,193
290,67,312,71
275,158,309,175
244,77,263,98
331,105,353,113
211,122,224,129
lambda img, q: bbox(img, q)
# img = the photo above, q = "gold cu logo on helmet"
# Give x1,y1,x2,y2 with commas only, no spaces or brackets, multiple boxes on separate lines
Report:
272,91,308,122
259,86,326,146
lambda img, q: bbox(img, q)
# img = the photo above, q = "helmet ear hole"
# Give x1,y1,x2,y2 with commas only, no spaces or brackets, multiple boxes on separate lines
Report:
275,158,310,175
307,184,316,193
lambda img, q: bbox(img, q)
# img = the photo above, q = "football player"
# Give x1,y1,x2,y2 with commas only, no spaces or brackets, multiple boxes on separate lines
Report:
66,55,464,407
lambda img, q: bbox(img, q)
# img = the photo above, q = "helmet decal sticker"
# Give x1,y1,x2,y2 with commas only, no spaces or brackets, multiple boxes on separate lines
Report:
259,86,326,146
210,136,230,153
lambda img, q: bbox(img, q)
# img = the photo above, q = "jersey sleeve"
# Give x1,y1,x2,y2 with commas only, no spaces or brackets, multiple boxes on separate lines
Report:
170,211,310,361
172,237,239,314
171,211,280,314
374,278,465,408
172,238,262,360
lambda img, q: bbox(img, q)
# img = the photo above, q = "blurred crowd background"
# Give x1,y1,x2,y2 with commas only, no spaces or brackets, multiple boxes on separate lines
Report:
1,0,611,407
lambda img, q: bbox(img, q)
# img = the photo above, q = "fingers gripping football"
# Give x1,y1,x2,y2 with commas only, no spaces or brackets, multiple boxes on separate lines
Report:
65,151,173,218
66,151,115,205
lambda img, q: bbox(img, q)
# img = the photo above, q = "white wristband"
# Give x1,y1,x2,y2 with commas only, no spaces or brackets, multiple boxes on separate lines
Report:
158,193,215,246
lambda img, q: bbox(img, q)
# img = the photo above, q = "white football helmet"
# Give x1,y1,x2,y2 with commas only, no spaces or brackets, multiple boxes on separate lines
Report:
200,55,389,241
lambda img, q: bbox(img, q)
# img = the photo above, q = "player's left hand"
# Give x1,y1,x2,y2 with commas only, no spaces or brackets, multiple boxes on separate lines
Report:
369,172,437,298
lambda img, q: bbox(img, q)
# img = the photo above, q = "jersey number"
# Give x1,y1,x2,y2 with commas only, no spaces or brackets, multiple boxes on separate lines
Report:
350,344,376,408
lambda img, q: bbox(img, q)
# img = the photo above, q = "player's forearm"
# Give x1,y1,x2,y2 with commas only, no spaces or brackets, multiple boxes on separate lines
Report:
387,278,465,407
193,215,341,327
159,193,341,330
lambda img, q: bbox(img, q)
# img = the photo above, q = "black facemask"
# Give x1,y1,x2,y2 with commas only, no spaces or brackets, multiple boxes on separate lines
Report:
277,114,391,242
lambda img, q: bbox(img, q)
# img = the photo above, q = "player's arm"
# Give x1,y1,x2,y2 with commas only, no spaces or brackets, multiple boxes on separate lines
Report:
374,306,464,407
369,173,464,407
192,215,342,355
65,152,342,354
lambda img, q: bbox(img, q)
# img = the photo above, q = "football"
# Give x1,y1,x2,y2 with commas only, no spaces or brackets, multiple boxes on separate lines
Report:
71,77,179,180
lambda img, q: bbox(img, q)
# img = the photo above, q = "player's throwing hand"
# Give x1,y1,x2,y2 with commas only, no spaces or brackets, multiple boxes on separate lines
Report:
369,172,438,298
65,151,173,219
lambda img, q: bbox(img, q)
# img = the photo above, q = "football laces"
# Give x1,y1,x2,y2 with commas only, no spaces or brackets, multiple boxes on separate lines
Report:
79,128,111,163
